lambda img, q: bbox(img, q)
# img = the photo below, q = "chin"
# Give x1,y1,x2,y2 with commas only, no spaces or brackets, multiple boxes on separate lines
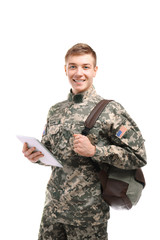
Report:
74,87,88,94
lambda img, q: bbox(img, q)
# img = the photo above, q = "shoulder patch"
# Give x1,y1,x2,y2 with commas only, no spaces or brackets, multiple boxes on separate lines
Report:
116,125,127,138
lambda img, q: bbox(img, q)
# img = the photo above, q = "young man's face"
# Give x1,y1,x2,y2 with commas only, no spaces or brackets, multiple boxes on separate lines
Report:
65,54,98,94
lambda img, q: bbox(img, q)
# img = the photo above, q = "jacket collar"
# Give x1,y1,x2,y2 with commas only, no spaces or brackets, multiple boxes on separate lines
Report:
68,85,97,103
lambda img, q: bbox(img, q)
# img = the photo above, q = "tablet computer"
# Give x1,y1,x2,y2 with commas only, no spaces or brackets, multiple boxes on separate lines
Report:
17,135,63,168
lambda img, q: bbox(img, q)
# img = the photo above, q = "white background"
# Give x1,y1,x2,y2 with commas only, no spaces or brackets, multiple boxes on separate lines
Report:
0,0,159,239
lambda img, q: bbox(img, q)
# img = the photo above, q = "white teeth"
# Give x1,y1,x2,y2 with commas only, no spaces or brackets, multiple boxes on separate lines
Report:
74,80,85,82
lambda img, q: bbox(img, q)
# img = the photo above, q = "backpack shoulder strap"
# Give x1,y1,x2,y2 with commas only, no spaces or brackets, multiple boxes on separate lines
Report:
82,99,113,136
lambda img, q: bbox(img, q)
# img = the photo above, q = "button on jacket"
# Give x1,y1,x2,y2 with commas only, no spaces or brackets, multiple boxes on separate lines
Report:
40,85,147,226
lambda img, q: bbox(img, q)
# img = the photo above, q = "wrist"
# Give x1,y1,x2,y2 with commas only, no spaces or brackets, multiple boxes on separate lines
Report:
90,145,96,157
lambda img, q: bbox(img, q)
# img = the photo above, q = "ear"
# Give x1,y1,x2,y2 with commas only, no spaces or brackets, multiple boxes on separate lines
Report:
64,65,67,76
93,66,98,77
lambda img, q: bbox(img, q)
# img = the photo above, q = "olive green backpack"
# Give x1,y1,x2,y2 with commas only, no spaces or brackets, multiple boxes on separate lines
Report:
82,99,146,210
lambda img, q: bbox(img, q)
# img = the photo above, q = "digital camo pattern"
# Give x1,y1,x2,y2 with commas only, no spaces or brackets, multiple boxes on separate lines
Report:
38,221,108,240
39,85,147,232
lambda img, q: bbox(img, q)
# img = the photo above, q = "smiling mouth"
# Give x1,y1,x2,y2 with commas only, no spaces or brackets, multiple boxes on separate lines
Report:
73,79,85,82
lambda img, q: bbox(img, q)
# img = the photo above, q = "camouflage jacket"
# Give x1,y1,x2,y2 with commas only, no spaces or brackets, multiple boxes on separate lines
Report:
41,85,147,226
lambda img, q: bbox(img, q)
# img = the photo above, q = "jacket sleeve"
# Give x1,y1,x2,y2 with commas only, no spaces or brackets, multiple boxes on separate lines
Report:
41,118,52,151
92,101,147,170
35,109,53,166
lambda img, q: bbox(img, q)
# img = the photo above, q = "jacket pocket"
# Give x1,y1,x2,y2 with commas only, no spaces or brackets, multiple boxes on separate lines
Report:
49,119,61,135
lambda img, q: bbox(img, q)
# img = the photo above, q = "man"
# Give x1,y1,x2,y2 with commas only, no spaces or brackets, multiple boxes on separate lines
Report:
22,43,147,240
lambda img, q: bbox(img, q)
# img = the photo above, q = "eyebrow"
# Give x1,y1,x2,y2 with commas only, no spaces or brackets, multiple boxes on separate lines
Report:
68,63,92,66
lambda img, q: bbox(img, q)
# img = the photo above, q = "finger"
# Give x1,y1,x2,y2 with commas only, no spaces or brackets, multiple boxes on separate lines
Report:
73,146,79,154
73,136,84,143
73,144,79,151
22,142,28,153
74,147,83,156
73,134,79,137
73,134,82,139
24,147,36,157
30,156,42,163
73,140,82,148
29,152,44,162
73,139,79,145
28,151,42,159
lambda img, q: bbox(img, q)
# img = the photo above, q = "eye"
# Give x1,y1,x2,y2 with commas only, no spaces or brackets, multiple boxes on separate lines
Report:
69,65,76,69
83,65,90,70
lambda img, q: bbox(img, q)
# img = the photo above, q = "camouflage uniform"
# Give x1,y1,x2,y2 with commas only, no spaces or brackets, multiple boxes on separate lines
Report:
38,86,146,239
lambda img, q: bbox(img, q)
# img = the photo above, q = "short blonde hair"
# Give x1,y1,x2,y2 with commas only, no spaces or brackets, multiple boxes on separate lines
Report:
65,43,97,66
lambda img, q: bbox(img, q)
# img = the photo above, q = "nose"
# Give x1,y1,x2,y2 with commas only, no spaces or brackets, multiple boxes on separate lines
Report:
75,66,83,76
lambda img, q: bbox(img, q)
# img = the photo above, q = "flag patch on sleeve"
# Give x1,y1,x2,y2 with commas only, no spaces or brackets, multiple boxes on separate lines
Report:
116,125,128,138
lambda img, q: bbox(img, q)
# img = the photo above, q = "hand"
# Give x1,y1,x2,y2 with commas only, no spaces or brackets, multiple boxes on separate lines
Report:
73,134,96,157
22,142,44,163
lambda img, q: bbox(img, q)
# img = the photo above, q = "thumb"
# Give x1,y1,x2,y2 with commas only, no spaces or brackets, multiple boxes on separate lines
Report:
73,134,82,137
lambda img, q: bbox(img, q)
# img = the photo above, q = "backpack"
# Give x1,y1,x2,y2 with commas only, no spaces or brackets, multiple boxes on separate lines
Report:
82,99,146,210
